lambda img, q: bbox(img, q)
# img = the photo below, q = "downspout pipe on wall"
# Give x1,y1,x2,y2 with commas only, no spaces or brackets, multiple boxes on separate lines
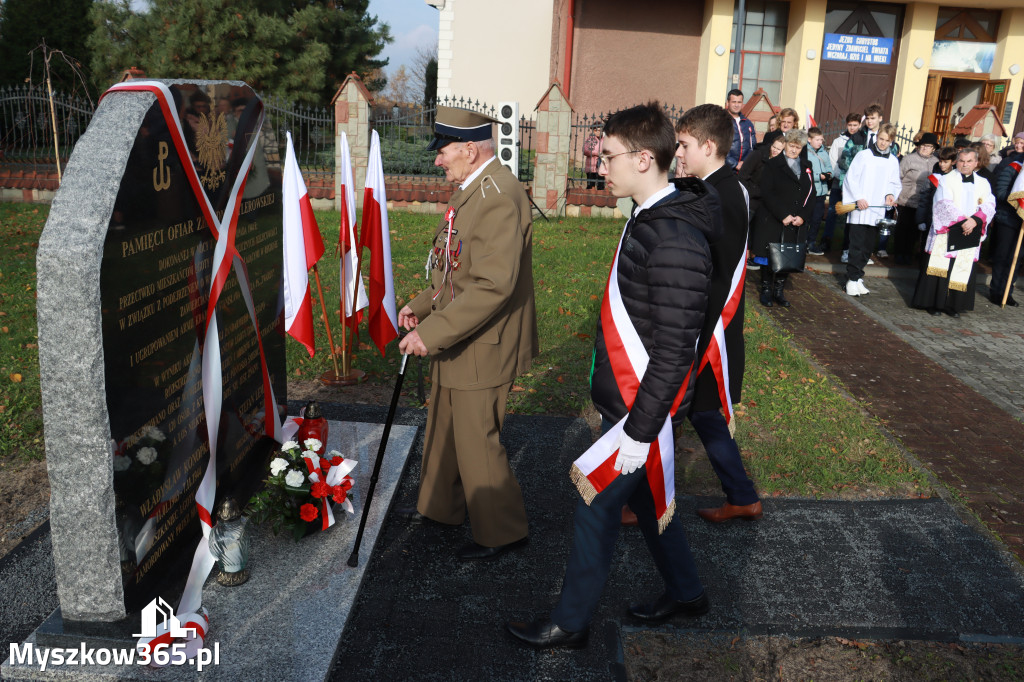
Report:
563,0,575,96
733,0,746,88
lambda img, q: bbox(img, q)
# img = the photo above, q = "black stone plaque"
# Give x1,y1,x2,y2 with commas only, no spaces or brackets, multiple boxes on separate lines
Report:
99,83,284,613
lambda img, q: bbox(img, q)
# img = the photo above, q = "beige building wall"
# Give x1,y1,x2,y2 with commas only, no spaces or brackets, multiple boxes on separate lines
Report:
890,2,940,131
780,0,826,118
695,0,736,107
991,7,1024,134
436,0,554,117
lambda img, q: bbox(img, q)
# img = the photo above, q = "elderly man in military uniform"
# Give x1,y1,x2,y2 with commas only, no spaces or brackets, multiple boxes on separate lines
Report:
397,106,538,561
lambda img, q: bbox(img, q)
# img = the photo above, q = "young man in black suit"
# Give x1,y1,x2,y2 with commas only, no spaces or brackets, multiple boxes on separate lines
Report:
674,104,762,522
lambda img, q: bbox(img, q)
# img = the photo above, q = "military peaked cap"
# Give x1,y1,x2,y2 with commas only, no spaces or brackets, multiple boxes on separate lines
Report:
427,106,497,151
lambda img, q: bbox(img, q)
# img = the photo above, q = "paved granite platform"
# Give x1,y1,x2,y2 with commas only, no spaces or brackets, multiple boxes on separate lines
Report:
2,419,416,681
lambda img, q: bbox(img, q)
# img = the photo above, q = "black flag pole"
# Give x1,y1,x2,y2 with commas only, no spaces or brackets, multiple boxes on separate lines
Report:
347,337,409,567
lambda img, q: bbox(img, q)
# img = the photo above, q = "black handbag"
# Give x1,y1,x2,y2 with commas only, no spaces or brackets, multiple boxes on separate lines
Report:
768,234,806,274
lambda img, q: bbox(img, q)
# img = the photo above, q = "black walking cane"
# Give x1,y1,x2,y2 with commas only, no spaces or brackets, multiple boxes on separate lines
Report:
347,333,410,567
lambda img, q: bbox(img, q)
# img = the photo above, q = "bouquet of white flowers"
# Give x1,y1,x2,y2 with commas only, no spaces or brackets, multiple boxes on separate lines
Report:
247,438,357,541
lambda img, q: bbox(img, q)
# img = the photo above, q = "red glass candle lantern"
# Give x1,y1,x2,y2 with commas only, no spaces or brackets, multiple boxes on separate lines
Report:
295,400,328,456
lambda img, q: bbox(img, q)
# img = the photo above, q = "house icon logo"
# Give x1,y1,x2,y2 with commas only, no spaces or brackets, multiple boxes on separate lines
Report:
133,597,196,639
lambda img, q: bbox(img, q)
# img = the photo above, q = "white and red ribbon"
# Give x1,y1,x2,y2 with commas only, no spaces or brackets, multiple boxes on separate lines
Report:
570,227,696,532
696,225,748,429
100,80,283,663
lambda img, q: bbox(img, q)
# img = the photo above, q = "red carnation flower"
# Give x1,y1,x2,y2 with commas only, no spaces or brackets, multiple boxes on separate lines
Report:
299,503,319,522
331,456,343,467
310,481,330,499
319,458,331,472
331,486,348,505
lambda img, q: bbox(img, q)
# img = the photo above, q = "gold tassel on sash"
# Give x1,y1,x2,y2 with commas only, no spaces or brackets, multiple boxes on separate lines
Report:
657,499,676,534
570,463,598,506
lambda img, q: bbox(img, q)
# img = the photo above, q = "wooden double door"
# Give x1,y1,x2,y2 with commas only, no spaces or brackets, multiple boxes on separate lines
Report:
815,2,904,122
922,73,1011,143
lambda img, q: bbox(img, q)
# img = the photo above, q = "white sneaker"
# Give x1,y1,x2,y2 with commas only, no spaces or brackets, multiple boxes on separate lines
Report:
867,257,875,265
856,279,870,295
846,280,861,296
841,250,849,263
877,250,889,259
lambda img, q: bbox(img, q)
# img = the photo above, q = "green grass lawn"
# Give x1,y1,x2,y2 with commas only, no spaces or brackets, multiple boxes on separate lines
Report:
0,202,927,497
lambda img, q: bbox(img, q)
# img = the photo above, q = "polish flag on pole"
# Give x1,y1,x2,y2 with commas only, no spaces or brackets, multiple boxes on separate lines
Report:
282,131,325,357
337,131,368,333
805,106,817,129
359,130,398,355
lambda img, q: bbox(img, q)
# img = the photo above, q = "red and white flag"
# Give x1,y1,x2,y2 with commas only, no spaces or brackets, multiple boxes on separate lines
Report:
283,131,325,357
805,106,817,129
1009,161,1024,219
337,131,368,334
360,130,398,355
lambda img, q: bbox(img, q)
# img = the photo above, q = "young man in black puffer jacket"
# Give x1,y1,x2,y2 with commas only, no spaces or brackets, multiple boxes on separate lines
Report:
507,102,721,649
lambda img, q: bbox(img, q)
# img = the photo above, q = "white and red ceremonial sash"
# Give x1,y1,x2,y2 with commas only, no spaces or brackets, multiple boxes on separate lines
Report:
696,230,748,431
101,81,283,663
337,131,368,334
570,228,696,533
283,131,325,356
359,130,398,355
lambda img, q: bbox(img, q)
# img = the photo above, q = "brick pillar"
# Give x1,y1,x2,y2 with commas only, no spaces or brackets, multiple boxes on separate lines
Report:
332,72,374,211
532,82,573,217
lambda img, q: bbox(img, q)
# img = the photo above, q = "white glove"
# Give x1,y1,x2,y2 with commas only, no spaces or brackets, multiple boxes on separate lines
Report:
918,222,927,232
614,431,650,475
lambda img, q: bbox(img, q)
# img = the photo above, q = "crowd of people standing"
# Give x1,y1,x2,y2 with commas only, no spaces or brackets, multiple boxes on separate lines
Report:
717,92,1024,318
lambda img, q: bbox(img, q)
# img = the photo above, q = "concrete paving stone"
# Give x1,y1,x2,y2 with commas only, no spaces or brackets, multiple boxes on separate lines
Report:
756,272,1024,563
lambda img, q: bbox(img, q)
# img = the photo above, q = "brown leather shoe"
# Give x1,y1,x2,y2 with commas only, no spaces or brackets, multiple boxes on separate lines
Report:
697,501,763,523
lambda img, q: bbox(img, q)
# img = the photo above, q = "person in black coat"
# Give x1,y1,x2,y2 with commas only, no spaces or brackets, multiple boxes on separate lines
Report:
737,135,785,220
674,104,761,522
507,103,719,649
751,129,815,307
989,150,1024,306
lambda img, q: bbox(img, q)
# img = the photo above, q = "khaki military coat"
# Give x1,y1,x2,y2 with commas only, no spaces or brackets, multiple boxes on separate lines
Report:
407,159,538,388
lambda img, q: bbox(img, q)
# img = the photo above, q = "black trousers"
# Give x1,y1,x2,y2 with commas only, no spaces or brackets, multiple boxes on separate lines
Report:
893,205,918,261
846,223,877,282
989,219,1024,297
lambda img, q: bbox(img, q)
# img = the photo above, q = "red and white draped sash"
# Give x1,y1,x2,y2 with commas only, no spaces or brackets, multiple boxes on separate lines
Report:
101,81,283,661
696,230,747,432
570,226,696,533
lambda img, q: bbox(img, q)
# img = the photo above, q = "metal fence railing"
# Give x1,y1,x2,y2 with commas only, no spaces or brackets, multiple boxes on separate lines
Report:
0,84,95,174
815,117,1010,155
261,93,333,185
567,104,687,188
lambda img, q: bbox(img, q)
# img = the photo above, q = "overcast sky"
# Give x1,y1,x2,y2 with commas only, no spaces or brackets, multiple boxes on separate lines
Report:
368,0,439,76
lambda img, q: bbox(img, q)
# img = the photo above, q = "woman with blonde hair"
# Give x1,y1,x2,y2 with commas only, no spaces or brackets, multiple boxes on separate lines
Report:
762,107,799,150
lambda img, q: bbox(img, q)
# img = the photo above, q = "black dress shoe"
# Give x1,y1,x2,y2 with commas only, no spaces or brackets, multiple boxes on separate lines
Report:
1008,296,1019,307
627,591,710,623
929,309,942,317
394,504,428,524
506,618,588,649
457,537,528,561
945,309,960,318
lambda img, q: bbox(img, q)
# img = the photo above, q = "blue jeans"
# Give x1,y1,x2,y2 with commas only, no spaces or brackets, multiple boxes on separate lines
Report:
550,418,703,632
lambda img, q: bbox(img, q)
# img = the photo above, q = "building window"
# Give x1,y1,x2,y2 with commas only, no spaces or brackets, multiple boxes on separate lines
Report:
731,0,789,103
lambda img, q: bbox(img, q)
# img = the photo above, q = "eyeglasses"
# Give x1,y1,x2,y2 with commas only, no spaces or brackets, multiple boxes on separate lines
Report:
598,150,641,168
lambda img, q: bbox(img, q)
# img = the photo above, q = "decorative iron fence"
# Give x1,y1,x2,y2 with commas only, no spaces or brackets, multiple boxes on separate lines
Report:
567,104,687,188
0,84,95,173
372,96,537,182
260,93,333,186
